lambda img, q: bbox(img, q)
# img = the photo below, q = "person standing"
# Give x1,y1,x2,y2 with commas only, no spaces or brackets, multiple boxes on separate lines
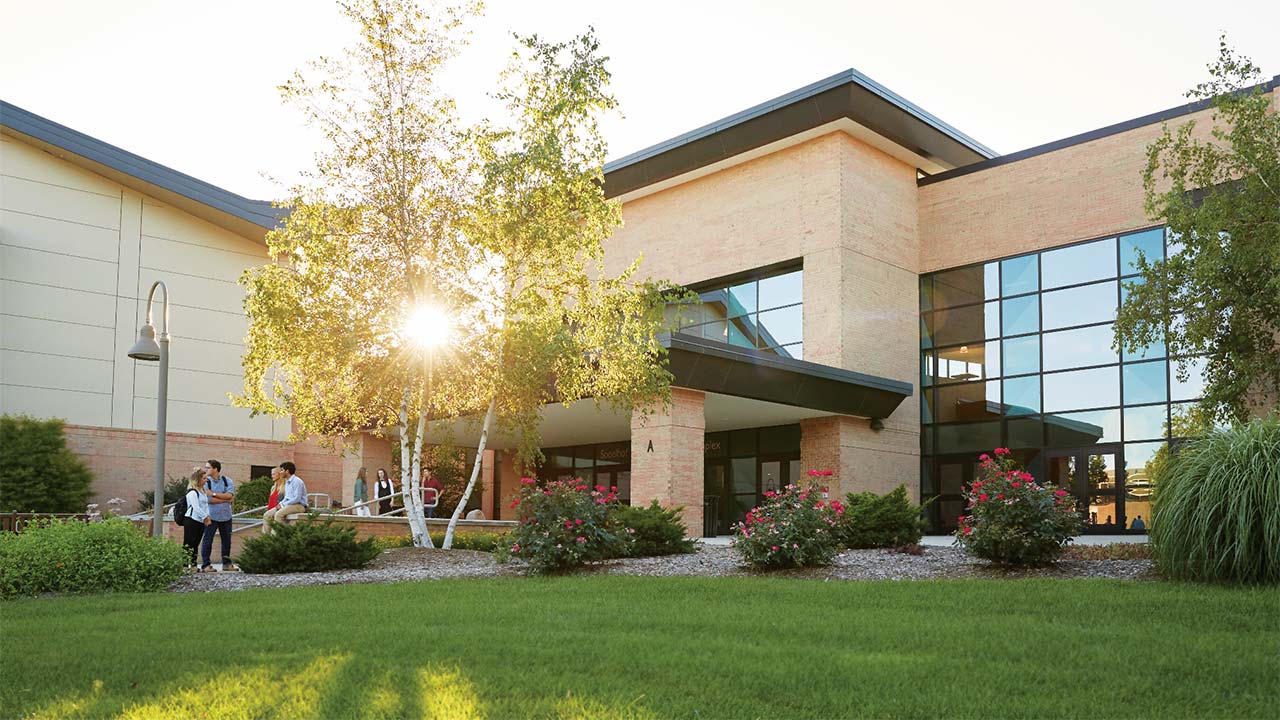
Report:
374,468,394,515
200,459,237,572
272,461,308,526
353,467,371,517
423,475,443,519
183,468,211,570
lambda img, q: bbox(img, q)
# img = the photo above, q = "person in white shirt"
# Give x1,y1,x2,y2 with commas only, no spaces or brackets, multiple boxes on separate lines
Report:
270,461,309,530
182,468,211,570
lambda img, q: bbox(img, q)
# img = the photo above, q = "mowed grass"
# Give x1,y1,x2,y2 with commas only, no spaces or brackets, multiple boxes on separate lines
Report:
1,577,1277,719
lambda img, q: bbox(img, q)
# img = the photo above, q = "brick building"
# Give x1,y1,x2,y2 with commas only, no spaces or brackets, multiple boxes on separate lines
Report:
4,68,1276,533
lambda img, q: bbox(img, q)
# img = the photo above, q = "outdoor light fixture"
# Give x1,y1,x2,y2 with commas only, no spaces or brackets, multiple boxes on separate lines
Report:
129,281,171,537
404,304,452,349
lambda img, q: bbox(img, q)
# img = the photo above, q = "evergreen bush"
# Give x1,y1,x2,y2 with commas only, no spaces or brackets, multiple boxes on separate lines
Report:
610,500,696,557
1151,418,1280,584
0,415,93,513
237,516,379,574
236,476,274,514
837,485,926,549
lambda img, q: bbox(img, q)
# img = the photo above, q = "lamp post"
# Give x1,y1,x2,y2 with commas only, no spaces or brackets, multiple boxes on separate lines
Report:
128,281,171,537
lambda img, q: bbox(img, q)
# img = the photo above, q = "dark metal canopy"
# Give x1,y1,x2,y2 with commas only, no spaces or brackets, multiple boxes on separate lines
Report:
603,68,995,198
662,333,912,420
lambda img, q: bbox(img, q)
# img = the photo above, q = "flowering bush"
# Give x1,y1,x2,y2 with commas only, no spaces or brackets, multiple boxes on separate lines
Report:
955,448,1084,566
731,473,844,570
502,478,628,573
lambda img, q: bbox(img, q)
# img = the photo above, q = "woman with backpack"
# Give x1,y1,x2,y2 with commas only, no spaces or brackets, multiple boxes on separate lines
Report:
181,468,212,570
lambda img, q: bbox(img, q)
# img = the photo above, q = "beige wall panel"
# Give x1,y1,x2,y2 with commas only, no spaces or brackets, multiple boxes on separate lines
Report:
152,303,247,346
2,244,117,295
1,349,113,394
143,334,244,376
0,209,120,262
0,314,115,360
132,395,274,440
0,384,112,426
134,364,242,406
141,201,267,257
132,270,244,314
838,134,919,273
111,297,139,427
0,175,121,230
0,280,116,327
0,136,123,197
140,234,262,284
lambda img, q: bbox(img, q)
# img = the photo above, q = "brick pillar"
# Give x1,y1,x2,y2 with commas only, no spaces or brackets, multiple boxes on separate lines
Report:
480,449,496,519
801,415,920,499
631,388,705,537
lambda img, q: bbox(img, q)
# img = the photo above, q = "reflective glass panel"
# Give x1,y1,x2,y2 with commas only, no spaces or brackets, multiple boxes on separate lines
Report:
1001,255,1038,296
1042,324,1118,371
727,282,757,315
1171,356,1207,401
1002,295,1039,336
1043,366,1120,412
929,302,1000,346
1119,275,1144,304
1124,404,1169,441
932,265,996,308
697,289,731,321
1002,335,1040,376
727,319,755,349
937,422,1001,454
758,270,803,310
759,425,800,455
1042,280,1117,330
939,462,964,493
729,429,756,456
1121,228,1164,275
696,320,727,343
919,277,933,312
1007,417,1044,448
1042,238,1116,289
936,381,1000,423
1123,360,1168,405
731,458,757,494
1003,376,1040,415
937,343,997,382
1124,441,1165,529
756,305,802,347
1046,408,1120,446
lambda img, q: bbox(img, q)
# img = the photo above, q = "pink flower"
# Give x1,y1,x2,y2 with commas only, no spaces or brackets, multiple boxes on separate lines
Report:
821,470,833,477
511,543,520,552
978,493,989,502
807,469,820,477
595,485,606,492
994,447,1011,456
1054,489,1068,497
575,519,583,525
771,545,779,551
520,477,535,484
1011,482,1021,488
576,536,586,543
763,491,777,498
972,481,984,489
979,453,991,461
509,499,520,509
564,521,574,529
575,484,588,491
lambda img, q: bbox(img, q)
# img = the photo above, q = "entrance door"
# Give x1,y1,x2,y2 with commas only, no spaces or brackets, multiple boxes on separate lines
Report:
1046,445,1124,532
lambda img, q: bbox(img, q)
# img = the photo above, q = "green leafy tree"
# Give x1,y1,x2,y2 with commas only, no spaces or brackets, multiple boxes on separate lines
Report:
441,30,687,547
236,0,482,548
0,415,93,513
1115,39,1280,424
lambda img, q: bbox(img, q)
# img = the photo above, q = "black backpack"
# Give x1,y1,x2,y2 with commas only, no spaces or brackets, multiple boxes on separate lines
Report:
173,491,190,527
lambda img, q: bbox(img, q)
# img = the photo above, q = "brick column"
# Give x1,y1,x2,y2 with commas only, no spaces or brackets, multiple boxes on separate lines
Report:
480,449,496,519
630,388,705,537
801,415,919,499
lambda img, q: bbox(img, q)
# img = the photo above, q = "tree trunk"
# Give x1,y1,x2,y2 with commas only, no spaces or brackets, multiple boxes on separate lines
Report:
442,397,496,549
399,388,430,547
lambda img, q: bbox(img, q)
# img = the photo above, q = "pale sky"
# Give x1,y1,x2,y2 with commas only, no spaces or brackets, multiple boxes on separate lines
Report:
2,0,1277,201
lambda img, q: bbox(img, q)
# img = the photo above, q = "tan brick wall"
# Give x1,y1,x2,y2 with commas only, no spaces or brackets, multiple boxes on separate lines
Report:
800,416,919,499
630,388,705,536
917,90,1280,273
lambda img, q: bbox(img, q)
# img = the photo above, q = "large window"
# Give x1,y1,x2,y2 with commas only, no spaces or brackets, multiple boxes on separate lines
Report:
678,265,803,360
919,227,1200,533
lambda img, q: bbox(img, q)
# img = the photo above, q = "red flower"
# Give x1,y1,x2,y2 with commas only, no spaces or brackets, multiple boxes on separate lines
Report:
996,493,1005,499
610,486,618,493
1054,489,1068,497
509,499,520,509
979,453,991,461
978,493,989,502
595,485,606,492
994,447,1011,456
575,484,588,491
771,545,779,551
564,521,574,529
520,477,536,484
963,526,973,535
576,536,586,543
1011,482,1021,488
575,519,583,525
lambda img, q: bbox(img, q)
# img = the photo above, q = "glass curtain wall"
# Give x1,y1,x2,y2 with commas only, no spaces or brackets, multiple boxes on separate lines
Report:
677,266,804,360
539,442,632,504
919,227,1205,533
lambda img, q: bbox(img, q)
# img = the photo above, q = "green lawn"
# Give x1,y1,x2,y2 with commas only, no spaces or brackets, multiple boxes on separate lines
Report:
1,577,1276,719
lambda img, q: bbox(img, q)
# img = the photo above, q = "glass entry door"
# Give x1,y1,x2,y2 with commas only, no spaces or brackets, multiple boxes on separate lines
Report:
1046,445,1124,532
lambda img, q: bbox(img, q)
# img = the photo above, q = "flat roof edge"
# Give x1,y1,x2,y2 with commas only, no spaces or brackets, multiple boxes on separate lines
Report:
1,99,282,231
918,74,1280,187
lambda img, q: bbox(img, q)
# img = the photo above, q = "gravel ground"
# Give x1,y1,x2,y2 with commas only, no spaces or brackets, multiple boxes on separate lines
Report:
169,543,1155,593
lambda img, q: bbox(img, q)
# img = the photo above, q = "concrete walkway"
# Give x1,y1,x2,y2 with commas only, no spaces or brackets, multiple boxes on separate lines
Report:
698,534,1146,547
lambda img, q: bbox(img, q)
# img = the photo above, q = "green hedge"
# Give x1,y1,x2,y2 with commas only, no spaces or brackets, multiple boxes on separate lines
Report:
238,516,379,574
0,415,93,513
0,517,186,598
837,485,925,549
1151,418,1280,584
610,501,696,557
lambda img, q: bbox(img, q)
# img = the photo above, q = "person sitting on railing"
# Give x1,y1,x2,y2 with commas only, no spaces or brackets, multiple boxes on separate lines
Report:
261,467,286,533
268,461,308,530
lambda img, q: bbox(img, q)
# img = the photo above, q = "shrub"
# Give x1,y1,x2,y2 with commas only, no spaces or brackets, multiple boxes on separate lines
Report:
0,415,93,513
503,478,627,573
136,474,190,513
955,448,1084,566
1151,418,1280,584
237,516,379,574
236,476,275,514
731,481,844,570
0,517,185,598
837,485,925,549
610,500,696,557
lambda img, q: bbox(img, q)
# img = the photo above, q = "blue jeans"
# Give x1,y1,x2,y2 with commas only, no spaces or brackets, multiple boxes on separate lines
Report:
201,519,233,567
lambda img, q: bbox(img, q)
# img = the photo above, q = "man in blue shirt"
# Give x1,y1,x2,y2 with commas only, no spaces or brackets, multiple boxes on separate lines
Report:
274,461,309,525
200,459,237,572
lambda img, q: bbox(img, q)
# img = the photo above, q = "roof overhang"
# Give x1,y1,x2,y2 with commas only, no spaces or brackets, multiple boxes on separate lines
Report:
663,333,912,420
1,100,283,243
603,68,995,201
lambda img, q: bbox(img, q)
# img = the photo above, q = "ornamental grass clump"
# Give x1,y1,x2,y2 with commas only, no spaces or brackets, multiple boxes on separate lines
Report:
1150,418,1280,585
732,473,844,570
955,448,1083,566
502,479,628,573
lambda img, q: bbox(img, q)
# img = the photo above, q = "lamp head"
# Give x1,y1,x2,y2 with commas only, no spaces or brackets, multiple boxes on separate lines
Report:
128,323,162,361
